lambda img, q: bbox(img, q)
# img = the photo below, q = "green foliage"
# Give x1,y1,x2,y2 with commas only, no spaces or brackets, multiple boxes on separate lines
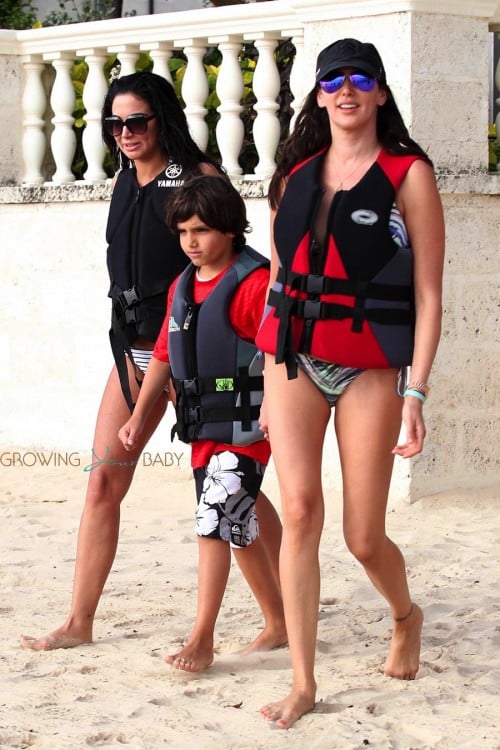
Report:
0,0,36,29
488,124,500,171
43,0,125,26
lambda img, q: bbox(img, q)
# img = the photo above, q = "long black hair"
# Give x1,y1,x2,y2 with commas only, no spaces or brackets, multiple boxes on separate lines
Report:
268,80,431,209
101,71,220,173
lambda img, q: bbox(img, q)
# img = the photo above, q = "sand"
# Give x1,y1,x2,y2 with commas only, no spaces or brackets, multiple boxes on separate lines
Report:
1,458,499,749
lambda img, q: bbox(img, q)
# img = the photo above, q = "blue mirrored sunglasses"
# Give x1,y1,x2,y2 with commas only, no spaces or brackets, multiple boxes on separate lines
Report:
318,73,377,94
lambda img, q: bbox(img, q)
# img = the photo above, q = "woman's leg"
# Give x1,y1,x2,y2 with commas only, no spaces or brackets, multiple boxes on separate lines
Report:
334,369,423,680
21,359,167,650
165,537,230,672
260,357,330,729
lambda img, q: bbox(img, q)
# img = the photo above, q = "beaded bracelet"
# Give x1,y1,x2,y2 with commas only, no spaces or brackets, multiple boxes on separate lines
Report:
404,388,427,403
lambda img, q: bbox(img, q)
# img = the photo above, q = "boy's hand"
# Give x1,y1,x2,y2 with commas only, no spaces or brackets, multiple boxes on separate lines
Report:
118,417,145,451
258,398,269,440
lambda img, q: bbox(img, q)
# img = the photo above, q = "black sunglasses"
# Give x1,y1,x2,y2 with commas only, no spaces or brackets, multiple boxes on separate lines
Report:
104,113,156,137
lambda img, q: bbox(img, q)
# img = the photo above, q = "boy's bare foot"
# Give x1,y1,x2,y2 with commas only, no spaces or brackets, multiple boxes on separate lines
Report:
164,640,214,673
20,626,92,651
384,602,423,680
238,624,288,655
260,686,316,729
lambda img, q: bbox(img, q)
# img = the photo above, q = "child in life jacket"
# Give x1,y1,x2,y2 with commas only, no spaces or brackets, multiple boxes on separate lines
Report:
119,175,286,672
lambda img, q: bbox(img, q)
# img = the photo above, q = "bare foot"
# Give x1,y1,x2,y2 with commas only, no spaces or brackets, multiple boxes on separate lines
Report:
260,687,316,729
384,603,423,679
164,640,214,673
20,627,92,651
238,624,288,655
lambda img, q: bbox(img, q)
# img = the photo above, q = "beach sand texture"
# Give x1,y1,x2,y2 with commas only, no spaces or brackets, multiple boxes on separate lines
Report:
1,460,499,750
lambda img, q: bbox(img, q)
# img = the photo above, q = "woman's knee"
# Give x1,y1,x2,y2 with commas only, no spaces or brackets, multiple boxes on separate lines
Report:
344,528,383,566
282,492,324,538
85,466,134,508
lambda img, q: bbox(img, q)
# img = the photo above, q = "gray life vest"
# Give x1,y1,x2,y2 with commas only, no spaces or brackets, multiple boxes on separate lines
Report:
168,245,269,445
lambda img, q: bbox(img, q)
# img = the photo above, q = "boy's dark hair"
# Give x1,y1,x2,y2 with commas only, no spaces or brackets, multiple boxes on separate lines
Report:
101,71,220,173
166,175,250,250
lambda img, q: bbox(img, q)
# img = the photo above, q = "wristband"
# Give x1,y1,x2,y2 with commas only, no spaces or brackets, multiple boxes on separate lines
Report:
404,388,426,403
407,380,430,396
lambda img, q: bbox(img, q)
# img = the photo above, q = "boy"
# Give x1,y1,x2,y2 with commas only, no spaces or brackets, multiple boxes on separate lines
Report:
119,175,286,672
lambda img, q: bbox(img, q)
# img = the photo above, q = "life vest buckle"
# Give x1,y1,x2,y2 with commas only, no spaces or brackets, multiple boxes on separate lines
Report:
186,405,202,424
180,378,201,396
305,274,325,295
302,299,322,320
117,286,140,310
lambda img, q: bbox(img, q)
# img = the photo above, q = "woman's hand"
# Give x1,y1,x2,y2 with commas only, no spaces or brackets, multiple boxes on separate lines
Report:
392,397,426,458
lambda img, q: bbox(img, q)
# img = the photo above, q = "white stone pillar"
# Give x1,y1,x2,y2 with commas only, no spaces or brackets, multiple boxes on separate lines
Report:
180,40,209,152
77,50,108,183
108,45,139,77
285,29,306,130
21,56,47,186
146,42,174,84
247,33,280,178
44,52,76,185
209,35,244,176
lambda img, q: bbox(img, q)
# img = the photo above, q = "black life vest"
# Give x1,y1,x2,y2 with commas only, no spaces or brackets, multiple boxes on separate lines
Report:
256,148,421,378
169,246,269,445
106,163,191,410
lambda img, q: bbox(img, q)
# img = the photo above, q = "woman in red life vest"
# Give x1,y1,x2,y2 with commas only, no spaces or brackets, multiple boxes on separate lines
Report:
257,39,445,728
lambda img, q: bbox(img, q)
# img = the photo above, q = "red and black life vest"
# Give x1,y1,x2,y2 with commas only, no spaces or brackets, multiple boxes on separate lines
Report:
256,148,421,377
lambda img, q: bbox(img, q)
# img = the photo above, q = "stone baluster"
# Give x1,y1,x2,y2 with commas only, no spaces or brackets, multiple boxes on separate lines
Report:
146,42,174,84
21,56,47,186
209,35,244,176
44,52,77,184
78,49,108,182
180,41,209,152
247,34,280,178
108,45,139,77
285,30,305,130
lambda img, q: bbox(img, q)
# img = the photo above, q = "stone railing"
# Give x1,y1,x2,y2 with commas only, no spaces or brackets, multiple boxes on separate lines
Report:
2,1,309,185
0,0,499,187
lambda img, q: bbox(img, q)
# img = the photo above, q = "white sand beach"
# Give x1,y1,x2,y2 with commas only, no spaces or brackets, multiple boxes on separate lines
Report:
1,459,499,749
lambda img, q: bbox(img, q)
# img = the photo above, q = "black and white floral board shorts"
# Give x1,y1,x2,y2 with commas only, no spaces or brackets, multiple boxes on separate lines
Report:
193,450,265,548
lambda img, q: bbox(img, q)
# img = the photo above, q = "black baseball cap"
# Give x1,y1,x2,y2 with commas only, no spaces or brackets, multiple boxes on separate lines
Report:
315,38,386,83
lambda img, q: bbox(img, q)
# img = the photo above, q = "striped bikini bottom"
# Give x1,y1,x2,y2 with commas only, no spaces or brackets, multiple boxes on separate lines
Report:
296,354,407,407
296,354,363,406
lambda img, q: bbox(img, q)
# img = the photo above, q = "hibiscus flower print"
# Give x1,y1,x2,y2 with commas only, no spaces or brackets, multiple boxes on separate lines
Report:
196,451,259,547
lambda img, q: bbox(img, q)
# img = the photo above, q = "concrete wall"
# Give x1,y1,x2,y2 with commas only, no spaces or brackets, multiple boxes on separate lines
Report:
2,175,498,500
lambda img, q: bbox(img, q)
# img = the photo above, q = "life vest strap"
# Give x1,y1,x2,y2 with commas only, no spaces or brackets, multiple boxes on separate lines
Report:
277,268,411,302
269,290,411,326
182,404,262,430
176,374,263,397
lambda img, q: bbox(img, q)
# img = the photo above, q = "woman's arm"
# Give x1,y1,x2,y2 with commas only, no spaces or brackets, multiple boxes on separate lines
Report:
393,159,445,458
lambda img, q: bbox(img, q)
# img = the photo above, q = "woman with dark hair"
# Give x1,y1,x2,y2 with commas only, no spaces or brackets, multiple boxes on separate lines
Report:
257,39,445,728
20,72,224,650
